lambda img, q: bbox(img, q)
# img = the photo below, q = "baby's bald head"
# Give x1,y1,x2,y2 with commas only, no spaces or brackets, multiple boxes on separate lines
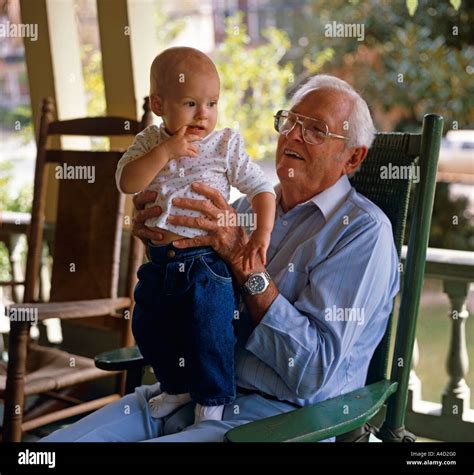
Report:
150,47,219,98
149,47,220,137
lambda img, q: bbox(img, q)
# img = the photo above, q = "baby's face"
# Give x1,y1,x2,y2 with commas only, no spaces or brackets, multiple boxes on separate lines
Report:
160,71,220,139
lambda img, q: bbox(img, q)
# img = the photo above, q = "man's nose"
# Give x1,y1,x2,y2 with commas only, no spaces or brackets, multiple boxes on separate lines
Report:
286,121,304,142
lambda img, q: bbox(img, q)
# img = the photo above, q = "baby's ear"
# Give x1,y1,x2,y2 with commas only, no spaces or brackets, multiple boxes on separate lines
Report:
150,94,164,116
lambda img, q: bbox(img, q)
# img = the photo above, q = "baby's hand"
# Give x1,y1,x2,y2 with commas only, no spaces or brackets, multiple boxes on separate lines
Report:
161,126,200,161
240,229,271,272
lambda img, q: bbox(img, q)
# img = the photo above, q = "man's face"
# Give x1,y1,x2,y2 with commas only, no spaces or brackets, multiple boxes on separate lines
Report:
156,71,220,138
275,88,355,196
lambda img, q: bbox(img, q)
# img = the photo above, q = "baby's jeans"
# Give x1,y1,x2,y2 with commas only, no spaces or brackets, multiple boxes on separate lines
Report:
132,242,239,407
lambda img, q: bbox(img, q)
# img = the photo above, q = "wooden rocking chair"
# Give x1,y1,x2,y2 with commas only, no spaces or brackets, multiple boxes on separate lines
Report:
1,97,152,441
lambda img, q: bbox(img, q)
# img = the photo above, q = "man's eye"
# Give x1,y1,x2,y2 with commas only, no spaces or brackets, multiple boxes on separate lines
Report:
308,125,326,136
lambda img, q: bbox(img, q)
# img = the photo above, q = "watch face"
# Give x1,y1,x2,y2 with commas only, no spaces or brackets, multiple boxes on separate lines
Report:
248,274,266,293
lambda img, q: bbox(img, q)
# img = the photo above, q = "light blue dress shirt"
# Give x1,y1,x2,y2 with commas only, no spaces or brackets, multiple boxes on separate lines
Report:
232,174,400,406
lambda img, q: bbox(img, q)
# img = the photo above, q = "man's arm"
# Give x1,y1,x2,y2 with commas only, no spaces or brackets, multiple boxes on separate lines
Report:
240,219,400,400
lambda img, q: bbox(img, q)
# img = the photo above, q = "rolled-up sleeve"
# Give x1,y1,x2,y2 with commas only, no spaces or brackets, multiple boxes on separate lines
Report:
244,218,399,399
225,131,276,202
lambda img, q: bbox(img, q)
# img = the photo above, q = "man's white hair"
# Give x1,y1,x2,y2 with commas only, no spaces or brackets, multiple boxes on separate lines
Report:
291,75,376,149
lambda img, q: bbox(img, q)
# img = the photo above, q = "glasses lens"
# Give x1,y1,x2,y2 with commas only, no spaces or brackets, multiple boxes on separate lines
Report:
303,119,327,145
276,111,295,135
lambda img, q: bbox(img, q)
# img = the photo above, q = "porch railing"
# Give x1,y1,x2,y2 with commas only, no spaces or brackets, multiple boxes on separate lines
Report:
402,246,474,441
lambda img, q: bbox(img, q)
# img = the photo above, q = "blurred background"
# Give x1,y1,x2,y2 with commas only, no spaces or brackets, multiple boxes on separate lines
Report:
0,0,473,439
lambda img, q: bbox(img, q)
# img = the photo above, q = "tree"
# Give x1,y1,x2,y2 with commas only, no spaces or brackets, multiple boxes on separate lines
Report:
285,0,473,132
214,13,295,160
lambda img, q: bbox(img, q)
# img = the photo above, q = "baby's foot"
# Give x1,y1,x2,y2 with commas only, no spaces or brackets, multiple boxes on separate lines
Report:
148,392,191,418
194,403,224,424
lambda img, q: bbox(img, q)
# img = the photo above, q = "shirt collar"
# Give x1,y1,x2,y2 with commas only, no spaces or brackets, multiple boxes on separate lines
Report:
275,174,352,221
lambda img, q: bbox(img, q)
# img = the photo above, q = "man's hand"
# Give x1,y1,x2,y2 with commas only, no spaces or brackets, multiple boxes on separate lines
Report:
167,182,249,267
132,190,164,244
161,125,200,161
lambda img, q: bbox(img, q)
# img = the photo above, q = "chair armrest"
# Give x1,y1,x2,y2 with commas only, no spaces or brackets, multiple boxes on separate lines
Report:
225,380,398,442
8,297,131,321
95,346,146,372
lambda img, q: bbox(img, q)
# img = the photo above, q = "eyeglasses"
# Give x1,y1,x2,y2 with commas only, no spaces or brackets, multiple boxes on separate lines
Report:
274,110,349,145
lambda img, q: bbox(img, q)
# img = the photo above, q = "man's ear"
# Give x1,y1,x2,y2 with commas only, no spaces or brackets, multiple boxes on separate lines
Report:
344,146,368,175
150,94,164,116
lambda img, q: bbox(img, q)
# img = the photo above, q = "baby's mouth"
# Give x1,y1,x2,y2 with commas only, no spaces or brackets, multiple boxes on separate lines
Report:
187,125,205,132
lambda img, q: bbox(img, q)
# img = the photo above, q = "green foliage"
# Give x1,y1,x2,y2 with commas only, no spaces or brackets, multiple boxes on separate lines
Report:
214,14,298,161
0,243,10,282
0,160,32,213
404,182,473,251
429,183,473,250
367,23,473,128
0,161,14,209
0,104,33,141
292,0,473,130
406,0,419,16
80,6,187,118
81,43,106,117
154,6,187,44
406,0,463,15
0,161,32,281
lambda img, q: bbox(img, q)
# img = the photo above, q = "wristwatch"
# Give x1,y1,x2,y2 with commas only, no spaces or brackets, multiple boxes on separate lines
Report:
239,270,271,296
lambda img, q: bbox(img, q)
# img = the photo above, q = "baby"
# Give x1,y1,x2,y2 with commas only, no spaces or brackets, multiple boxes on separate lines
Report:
116,47,276,423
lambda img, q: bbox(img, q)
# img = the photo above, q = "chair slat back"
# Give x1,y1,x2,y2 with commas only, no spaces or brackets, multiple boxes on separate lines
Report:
48,117,145,136
47,151,124,307
349,123,439,386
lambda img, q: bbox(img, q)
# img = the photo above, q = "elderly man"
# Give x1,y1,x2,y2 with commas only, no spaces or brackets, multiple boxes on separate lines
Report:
41,74,399,442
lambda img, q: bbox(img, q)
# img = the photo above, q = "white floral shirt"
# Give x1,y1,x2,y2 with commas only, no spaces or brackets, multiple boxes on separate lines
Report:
116,125,276,238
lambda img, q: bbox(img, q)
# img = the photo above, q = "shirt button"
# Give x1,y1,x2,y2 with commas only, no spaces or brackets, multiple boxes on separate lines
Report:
282,220,288,226
167,250,176,258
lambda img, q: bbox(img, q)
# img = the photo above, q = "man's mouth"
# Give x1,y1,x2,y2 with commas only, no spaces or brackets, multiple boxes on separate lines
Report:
283,148,305,160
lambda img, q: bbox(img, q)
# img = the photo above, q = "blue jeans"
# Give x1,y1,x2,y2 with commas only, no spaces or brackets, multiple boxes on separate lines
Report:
132,243,239,406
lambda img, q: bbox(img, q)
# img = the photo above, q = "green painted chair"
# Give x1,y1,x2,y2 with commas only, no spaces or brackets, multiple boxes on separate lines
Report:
95,113,444,443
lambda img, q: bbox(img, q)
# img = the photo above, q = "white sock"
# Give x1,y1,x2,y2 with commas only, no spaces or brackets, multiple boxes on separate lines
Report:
194,403,224,424
148,392,192,418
